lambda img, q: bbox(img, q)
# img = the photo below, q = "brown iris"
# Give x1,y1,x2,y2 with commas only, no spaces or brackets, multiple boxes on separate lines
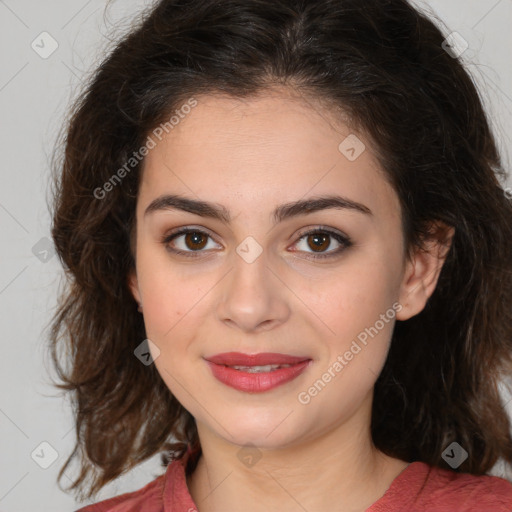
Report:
184,232,208,250
307,233,330,252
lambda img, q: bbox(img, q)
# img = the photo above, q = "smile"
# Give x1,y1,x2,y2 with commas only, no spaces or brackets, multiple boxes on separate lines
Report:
204,352,312,392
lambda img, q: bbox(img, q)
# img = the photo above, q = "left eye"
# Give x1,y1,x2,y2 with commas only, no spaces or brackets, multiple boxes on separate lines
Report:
291,229,352,259
162,227,352,259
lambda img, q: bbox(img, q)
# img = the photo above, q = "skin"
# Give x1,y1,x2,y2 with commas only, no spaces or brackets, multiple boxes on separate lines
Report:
128,86,453,512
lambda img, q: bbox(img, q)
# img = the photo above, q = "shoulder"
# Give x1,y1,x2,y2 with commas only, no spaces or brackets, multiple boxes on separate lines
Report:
391,461,512,511
74,467,169,512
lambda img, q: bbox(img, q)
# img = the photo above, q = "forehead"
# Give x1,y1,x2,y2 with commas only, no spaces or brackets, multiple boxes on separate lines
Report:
138,90,401,225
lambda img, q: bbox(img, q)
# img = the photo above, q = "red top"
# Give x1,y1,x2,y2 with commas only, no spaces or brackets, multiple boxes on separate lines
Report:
75,448,512,512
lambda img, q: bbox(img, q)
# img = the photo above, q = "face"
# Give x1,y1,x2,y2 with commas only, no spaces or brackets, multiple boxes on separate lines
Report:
129,88,437,450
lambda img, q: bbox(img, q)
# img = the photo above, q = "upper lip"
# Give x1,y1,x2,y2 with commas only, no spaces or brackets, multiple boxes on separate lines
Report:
205,352,311,366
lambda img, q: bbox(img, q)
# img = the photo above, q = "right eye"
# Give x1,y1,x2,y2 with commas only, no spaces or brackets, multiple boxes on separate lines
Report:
162,227,222,258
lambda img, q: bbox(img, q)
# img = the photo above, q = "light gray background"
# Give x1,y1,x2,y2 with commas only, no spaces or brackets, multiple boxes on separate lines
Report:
1,1,511,511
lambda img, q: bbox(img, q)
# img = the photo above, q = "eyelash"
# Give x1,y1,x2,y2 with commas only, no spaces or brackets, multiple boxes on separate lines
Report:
161,226,352,260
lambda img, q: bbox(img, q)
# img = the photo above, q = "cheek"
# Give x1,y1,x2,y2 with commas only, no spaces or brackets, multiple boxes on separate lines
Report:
309,261,398,333
301,254,400,378
136,250,218,360
135,248,188,339
297,273,397,418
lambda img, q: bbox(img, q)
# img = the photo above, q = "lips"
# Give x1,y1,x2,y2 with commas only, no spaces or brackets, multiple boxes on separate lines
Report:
206,352,309,366
205,352,312,393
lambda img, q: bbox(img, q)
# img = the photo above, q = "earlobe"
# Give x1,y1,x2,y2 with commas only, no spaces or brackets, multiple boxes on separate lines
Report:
396,222,454,321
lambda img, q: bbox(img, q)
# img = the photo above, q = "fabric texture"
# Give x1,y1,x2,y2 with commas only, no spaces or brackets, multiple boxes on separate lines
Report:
75,448,512,512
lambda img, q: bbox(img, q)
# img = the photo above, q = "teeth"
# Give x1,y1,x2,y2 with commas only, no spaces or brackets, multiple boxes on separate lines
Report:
230,364,292,373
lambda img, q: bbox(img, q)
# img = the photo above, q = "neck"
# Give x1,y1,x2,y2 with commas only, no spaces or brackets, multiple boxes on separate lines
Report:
187,393,408,512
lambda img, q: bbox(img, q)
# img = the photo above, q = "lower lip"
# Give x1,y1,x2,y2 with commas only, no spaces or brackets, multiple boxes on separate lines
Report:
205,360,311,393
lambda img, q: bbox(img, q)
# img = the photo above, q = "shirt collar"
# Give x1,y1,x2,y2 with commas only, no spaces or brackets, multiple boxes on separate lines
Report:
162,444,201,511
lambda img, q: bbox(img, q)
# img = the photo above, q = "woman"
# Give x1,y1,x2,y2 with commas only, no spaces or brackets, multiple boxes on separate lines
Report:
49,0,512,510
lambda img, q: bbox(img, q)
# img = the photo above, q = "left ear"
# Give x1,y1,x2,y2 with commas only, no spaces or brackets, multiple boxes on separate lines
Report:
127,268,142,306
396,221,455,321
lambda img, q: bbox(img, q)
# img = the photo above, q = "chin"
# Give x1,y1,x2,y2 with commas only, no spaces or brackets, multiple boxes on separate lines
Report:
210,408,307,450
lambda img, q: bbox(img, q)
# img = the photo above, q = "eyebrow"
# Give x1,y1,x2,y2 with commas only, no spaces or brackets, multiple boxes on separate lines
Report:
144,193,372,224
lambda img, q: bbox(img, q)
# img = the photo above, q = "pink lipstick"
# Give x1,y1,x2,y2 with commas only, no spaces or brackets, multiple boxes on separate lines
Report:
205,352,312,393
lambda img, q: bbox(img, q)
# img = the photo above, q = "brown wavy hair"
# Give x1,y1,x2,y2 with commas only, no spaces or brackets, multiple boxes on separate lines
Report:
48,0,512,501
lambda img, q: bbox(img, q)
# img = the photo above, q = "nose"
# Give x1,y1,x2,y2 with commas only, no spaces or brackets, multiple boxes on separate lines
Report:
215,247,291,333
